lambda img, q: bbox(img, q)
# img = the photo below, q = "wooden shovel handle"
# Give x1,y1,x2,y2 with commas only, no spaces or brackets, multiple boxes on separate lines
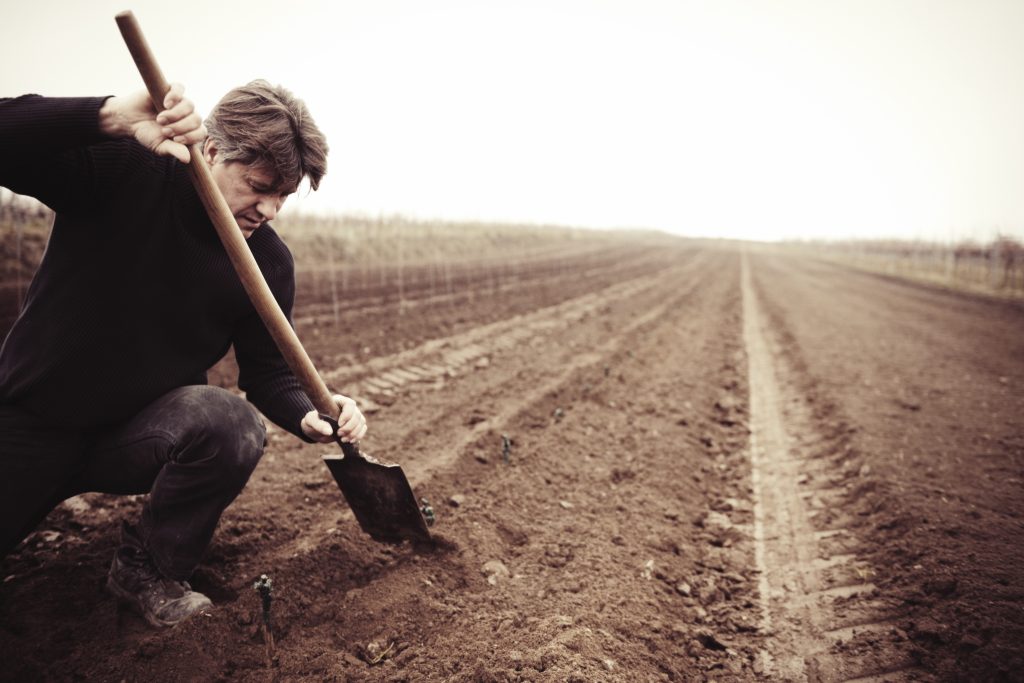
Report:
115,10,337,417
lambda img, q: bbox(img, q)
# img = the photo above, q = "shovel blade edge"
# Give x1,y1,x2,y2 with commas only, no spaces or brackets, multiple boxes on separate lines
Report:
322,454,431,544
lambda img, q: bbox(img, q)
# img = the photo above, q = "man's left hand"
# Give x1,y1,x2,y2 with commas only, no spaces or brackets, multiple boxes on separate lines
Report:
301,394,367,444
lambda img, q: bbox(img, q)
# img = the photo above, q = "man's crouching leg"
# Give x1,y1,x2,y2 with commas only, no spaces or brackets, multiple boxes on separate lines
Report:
87,386,267,627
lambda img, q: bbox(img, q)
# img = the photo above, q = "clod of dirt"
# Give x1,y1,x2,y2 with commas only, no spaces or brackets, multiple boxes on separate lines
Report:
675,582,693,597
448,494,465,508
711,497,752,513
465,412,488,426
923,577,959,596
695,576,724,605
895,397,922,411
496,523,529,547
714,394,744,425
909,617,952,645
135,639,165,659
610,467,636,484
696,630,729,651
700,511,733,532
342,653,364,669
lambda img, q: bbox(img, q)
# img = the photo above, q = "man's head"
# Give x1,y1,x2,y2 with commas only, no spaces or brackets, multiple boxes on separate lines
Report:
202,80,328,237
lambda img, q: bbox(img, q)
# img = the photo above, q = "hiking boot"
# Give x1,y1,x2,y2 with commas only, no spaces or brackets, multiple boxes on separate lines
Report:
106,553,213,627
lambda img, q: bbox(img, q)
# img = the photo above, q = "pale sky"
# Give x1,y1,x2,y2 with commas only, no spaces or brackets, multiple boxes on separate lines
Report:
2,0,1023,242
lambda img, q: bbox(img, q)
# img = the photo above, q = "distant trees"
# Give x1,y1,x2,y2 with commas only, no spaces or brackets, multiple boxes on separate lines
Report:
800,236,1024,296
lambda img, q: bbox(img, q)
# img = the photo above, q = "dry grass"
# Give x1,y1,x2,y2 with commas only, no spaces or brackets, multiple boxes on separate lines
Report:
273,212,665,269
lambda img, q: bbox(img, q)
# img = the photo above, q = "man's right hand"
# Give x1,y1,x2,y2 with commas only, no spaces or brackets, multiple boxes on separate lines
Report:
98,83,206,163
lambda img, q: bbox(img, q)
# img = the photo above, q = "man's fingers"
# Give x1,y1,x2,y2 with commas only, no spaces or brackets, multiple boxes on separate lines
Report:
162,82,185,111
155,139,191,164
156,97,196,126
338,412,364,437
331,394,366,443
161,112,204,137
171,125,207,146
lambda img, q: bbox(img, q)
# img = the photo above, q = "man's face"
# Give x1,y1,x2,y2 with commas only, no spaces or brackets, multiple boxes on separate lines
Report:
205,142,294,239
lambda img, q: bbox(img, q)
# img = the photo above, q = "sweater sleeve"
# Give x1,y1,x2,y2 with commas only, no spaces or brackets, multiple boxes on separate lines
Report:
0,95,136,212
233,238,317,441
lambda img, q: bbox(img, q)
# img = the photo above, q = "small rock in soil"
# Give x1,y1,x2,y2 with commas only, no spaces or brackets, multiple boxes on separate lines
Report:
482,559,510,585
641,559,655,580
363,640,395,664
448,494,465,507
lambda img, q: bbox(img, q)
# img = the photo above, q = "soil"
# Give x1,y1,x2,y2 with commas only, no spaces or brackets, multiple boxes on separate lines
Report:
1,240,1022,682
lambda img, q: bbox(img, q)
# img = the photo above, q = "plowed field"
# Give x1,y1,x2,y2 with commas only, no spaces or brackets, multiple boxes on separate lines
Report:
2,240,1022,681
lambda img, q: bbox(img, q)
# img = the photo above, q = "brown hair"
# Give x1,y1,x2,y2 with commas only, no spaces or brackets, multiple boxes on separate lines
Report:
205,80,328,191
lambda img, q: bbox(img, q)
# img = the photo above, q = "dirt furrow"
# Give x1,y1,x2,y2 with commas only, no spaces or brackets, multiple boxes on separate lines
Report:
267,252,712,566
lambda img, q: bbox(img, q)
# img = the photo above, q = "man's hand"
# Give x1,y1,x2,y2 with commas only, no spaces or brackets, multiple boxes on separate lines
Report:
98,83,206,163
301,395,368,444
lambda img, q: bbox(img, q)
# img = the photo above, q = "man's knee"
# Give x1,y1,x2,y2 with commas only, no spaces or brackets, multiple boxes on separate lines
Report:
169,386,266,479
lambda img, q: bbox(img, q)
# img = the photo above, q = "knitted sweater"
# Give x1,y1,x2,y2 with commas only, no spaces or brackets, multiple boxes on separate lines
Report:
0,95,315,438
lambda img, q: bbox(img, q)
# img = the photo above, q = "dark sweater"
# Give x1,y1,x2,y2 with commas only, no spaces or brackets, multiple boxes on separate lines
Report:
0,95,315,437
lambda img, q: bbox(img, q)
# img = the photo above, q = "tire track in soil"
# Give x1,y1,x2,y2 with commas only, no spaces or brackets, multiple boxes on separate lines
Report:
746,250,1024,681
741,250,928,682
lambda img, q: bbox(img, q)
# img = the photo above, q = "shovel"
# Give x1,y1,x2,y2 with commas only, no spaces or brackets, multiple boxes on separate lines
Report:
115,10,431,545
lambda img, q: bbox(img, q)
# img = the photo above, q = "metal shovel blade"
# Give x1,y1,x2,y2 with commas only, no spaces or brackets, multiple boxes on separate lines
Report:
320,417,432,544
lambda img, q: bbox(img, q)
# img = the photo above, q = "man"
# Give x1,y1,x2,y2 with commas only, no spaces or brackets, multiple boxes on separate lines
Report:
0,81,365,627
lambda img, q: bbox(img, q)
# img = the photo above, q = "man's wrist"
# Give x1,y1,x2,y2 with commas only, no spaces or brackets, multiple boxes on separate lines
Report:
98,96,127,138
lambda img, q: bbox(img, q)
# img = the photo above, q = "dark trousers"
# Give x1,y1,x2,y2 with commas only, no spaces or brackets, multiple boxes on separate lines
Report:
0,385,266,580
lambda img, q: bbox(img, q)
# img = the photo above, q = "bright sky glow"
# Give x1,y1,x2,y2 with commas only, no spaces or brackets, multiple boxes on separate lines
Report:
2,0,1023,242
